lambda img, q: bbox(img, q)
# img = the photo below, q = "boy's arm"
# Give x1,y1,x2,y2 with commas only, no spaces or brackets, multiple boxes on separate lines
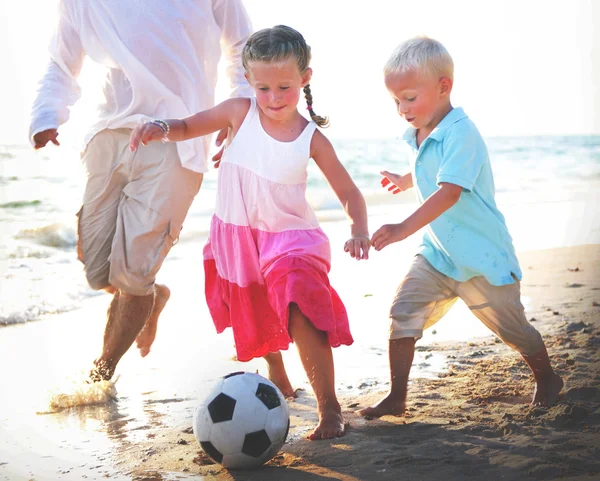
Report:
371,182,462,251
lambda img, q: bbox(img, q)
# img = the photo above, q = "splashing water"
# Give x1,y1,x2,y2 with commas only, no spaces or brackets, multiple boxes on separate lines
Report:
39,376,119,413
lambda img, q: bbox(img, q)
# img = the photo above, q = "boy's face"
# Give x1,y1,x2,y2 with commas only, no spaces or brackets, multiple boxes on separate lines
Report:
384,69,452,132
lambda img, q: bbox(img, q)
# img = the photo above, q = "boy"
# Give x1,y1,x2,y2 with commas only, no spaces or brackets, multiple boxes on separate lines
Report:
361,37,563,418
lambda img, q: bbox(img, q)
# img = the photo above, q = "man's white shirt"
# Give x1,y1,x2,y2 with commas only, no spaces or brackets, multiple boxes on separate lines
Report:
30,0,254,173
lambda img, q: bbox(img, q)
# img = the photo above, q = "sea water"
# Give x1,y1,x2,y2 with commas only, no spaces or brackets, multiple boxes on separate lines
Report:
1,135,599,327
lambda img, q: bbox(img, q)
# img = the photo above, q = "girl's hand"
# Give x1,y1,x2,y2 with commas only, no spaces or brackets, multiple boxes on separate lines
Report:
344,236,370,260
129,122,166,152
371,223,408,251
381,170,412,194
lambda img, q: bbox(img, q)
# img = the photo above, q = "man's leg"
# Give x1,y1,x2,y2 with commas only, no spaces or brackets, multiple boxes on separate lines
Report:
107,136,202,360
135,284,171,357
90,289,154,382
102,278,170,359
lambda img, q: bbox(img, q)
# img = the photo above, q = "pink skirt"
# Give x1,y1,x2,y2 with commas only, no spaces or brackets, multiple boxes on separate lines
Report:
204,255,353,361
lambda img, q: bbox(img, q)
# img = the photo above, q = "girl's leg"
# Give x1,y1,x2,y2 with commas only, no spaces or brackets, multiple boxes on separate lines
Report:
263,351,296,399
288,303,345,440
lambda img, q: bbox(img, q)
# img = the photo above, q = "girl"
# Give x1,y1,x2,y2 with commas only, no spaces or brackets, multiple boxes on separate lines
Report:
129,25,370,440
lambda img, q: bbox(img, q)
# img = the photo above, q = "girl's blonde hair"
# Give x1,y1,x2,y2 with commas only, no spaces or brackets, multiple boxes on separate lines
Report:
384,36,454,81
242,25,329,128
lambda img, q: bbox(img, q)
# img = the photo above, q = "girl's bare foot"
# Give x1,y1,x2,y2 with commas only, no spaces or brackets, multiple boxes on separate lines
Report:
358,393,406,419
532,373,564,407
308,406,345,440
136,284,170,357
267,363,297,399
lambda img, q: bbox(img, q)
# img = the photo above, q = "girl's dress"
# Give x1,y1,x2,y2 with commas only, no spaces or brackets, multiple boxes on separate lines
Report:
203,98,353,361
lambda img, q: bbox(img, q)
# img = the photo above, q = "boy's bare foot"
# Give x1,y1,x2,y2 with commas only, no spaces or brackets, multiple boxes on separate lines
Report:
308,408,345,440
136,284,170,357
532,373,564,407
358,393,406,418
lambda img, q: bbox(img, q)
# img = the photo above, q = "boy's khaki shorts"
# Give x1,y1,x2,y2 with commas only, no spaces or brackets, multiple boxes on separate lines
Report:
77,129,202,296
389,255,543,356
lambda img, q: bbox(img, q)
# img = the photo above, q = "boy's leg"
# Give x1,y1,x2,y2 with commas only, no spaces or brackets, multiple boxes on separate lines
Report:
458,276,563,407
263,351,297,399
359,338,416,418
522,344,564,406
360,255,457,418
288,303,344,440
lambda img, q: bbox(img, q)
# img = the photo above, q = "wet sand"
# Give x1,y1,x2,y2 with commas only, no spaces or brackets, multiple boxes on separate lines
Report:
116,244,600,481
1,243,598,481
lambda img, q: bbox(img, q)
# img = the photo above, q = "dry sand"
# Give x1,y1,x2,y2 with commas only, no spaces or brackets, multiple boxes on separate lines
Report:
117,244,600,481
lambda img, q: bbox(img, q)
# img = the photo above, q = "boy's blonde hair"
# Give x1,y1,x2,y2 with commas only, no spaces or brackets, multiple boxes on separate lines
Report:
384,36,454,81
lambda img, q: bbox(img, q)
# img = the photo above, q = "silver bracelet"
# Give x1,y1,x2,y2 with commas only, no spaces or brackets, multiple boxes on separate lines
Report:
146,119,170,139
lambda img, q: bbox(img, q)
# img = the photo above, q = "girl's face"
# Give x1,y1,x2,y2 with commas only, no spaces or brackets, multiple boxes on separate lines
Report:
245,58,312,122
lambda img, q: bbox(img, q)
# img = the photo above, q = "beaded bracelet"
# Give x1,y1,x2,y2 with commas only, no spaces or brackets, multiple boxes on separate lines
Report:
146,119,170,139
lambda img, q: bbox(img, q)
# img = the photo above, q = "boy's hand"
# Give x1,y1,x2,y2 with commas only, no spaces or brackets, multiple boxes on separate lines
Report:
344,236,370,260
129,122,165,151
371,223,409,251
381,170,411,194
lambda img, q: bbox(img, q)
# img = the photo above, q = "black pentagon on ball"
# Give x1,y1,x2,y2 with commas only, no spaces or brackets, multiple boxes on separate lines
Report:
208,393,236,423
223,371,245,379
200,441,223,463
241,429,272,458
255,383,281,409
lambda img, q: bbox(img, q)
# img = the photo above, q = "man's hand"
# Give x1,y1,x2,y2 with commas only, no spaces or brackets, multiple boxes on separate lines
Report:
211,127,229,168
33,129,60,150
371,223,409,251
381,170,412,194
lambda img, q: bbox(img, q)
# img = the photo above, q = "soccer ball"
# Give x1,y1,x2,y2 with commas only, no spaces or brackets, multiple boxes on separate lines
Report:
193,371,290,469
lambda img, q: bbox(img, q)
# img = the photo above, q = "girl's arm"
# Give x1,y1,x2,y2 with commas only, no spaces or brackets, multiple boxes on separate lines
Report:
129,98,250,151
311,131,370,259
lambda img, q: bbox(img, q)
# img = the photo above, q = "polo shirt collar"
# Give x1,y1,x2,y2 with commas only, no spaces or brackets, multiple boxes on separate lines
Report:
429,107,467,140
401,107,468,146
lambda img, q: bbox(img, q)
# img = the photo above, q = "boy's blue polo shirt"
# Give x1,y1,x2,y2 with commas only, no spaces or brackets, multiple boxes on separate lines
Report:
402,107,521,286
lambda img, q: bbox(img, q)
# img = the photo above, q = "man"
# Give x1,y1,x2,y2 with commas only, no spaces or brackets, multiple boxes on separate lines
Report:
30,0,253,381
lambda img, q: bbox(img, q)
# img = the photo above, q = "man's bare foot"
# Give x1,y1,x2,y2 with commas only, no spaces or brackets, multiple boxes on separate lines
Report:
135,284,170,357
532,373,564,407
358,393,406,419
308,408,345,440
89,359,114,383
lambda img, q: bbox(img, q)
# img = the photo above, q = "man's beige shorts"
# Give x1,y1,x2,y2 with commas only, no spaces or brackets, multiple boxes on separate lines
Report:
77,129,202,296
389,255,543,356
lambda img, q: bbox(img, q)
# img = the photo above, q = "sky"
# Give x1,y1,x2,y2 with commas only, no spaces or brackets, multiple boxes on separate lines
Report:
0,0,598,147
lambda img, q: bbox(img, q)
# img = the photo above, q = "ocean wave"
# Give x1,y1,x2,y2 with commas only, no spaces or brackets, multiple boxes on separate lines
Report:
15,223,77,248
0,200,42,209
0,303,78,326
